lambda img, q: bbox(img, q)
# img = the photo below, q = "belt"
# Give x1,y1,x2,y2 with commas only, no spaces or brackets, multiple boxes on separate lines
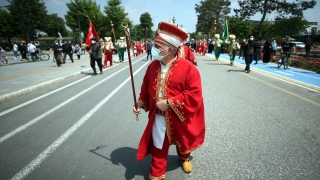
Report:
156,109,165,116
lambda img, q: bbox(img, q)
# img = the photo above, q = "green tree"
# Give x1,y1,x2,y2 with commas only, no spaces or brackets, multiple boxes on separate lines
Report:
227,16,253,40
104,0,129,42
7,0,48,42
272,16,309,38
139,12,153,41
234,0,317,38
130,24,144,41
195,0,231,35
0,9,20,42
65,0,104,42
44,14,68,37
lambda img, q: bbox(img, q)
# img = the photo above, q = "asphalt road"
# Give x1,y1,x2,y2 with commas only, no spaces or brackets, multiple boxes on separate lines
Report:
0,54,319,180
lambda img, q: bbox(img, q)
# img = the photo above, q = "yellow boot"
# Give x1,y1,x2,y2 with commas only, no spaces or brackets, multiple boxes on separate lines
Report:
181,159,193,173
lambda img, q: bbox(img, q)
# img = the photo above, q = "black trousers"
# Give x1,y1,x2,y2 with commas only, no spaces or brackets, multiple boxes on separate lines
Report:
90,58,103,73
245,54,253,71
147,49,152,60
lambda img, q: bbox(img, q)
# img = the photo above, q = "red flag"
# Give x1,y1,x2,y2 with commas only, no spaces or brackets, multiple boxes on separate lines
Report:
85,21,99,47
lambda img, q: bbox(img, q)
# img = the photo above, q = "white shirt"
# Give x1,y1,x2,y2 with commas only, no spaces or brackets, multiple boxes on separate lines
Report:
28,44,36,53
13,44,18,51
152,57,177,149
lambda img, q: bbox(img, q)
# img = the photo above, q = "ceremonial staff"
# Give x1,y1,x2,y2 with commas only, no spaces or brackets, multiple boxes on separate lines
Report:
121,22,139,121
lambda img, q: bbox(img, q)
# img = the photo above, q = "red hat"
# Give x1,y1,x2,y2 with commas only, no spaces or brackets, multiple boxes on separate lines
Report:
155,22,188,49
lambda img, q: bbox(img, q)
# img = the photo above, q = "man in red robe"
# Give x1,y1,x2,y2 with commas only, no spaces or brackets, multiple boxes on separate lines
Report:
202,39,208,56
179,41,198,66
133,22,205,180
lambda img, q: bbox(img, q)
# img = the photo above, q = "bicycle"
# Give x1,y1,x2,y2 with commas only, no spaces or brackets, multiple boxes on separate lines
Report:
278,51,290,70
26,50,50,61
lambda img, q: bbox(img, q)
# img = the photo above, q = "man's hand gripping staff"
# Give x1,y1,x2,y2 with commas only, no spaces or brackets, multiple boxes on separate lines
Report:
122,22,139,121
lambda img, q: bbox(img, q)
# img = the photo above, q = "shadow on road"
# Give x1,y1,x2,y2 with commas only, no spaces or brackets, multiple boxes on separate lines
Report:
89,146,181,180
227,69,245,72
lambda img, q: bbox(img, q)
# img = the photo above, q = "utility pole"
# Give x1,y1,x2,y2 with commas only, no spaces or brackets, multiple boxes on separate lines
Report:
78,16,82,45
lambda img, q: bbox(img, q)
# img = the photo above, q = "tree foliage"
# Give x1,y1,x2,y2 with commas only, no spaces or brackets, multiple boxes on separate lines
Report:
139,12,153,40
227,16,253,40
195,0,231,35
65,0,104,41
44,14,68,37
0,9,20,41
104,0,129,42
7,0,48,42
271,16,309,38
234,0,317,38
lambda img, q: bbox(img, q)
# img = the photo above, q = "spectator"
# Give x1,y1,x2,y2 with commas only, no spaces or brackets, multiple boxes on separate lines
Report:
62,40,74,63
73,43,81,60
89,37,103,75
253,38,262,64
28,42,39,61
146,40,153,60
271,39,277,55
305,40,311,59
18,41,28,61
243,35,257,73
262,40,272,64
0,46,8,64
49,40,63,67
12,42,20,59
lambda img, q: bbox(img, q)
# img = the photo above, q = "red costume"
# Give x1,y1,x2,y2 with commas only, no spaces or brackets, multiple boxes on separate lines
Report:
136,22,205,179
179,45,197,66
103,38,113,68
202,40,208,55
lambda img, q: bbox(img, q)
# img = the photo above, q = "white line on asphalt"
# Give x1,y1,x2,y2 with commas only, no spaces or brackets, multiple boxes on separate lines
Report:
0,57,136,117
0,56,146,144
275,71,294,76
10,59,150,180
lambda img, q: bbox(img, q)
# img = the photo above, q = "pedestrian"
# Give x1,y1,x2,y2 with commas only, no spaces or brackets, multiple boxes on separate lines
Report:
262,40,272,64
305,40,311,59
238,39,245,59
49,40,63,67
73,43,81,60
0,46,8,64
146,40,153,60
28,41,39,62
18,40,28,61
117,37,126,63
62,40,74,64
228,34,240,66
103,37,114,67
12,42,20,59
280,36,296,69
271,39,277,55
88,37,103,75
133,21,205,179
253,38,262,64
179,41,197,66
243,35,257,73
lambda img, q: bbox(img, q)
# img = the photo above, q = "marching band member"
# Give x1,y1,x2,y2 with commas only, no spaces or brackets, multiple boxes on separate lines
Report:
103,37,114,68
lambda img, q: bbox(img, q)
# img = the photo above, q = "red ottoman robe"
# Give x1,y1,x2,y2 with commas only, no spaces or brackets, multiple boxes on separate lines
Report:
179,45,197,66
137,57,205,161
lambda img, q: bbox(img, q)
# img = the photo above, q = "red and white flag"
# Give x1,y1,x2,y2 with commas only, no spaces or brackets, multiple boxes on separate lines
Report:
85,21,99,47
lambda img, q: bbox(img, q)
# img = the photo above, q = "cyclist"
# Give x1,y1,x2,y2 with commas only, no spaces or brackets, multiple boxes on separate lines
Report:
280,36,296,69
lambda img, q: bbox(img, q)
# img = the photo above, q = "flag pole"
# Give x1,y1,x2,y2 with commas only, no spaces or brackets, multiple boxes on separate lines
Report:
121,22,138,121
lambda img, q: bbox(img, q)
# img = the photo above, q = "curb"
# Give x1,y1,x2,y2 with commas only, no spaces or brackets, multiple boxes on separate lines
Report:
205,53,320,92
0,67,93,103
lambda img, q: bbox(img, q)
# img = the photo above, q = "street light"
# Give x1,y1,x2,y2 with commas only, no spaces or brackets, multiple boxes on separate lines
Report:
152,15,158,40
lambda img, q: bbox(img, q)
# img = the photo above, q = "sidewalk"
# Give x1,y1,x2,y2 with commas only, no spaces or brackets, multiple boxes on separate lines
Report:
0,51,125,102
205,52,320,91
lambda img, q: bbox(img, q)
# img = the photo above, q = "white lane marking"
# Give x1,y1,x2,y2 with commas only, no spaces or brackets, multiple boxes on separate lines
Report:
275,71,294,76
10,60,149,180
0,57,134,117
0,57,146,144
290,71,320,80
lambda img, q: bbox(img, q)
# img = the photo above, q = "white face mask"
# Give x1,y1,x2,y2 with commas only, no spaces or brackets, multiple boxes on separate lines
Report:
91,40,96,44
232,40,235,42
55,43,58,45
151,47,168,60
243,40,246,42
250,38,254,41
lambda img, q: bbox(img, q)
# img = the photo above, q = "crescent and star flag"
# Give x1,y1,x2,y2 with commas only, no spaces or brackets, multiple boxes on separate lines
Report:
85,21,99,47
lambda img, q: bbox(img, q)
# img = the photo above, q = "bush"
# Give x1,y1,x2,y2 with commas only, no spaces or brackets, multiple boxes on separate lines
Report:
269,55,320,72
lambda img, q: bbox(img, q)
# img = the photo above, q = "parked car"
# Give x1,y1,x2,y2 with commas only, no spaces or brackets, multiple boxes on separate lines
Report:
292,42,305,49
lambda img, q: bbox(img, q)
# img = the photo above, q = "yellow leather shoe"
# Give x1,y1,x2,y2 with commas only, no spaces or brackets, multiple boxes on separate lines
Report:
181,159,193,173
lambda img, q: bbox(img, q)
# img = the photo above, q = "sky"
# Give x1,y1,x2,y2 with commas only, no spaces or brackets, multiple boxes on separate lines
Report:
1,0,319,34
